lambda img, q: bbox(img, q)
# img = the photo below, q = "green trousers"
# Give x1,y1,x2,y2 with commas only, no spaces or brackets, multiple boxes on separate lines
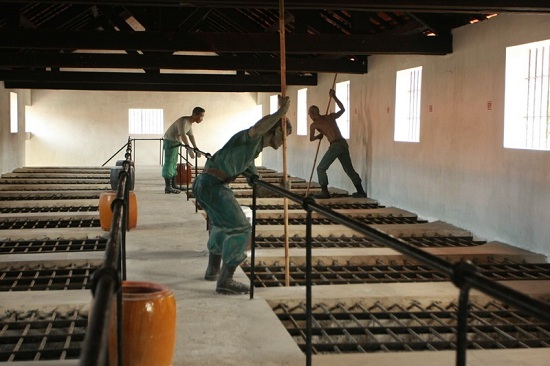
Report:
162,139,180,179
317,139,362,187
192,173,251,267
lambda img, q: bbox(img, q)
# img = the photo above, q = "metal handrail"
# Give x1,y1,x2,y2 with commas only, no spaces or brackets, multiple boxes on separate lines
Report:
177,143,211,200
246,174,550,366
94,142,550,366
80,140,133,366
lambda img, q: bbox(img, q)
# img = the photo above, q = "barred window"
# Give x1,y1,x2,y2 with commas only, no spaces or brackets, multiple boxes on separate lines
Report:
10,92,18,133
394,66,422,142
335,80,350,139
297,88,308,136
129,108,164,134
270,95,278,114
504,39,550,151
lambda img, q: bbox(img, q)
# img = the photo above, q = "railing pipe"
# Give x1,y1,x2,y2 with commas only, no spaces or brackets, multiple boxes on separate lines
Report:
80,142,133,366
80,187,126,366
303,197,315,366
249,184,258,300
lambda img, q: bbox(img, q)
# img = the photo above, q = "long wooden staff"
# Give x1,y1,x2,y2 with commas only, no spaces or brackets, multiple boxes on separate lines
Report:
279,0,291,287
305,73,338,196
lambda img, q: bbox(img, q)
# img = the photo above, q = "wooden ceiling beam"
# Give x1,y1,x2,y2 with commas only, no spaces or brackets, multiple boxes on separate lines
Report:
0,70,318,87
0,52,367,73
0,30,452,55
2,81,284,92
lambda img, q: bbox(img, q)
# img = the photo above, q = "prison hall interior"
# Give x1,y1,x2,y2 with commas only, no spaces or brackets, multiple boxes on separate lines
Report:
1,4,550,366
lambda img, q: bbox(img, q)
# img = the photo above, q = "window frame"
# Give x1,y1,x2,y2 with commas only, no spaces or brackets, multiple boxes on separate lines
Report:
394,66,423,143
504,39,550,151
335,80,350,139
128,108,164,135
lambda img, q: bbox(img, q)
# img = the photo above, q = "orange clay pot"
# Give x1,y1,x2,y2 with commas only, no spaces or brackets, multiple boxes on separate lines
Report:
99,191,138,231
175,163,193,185
109,281,177,366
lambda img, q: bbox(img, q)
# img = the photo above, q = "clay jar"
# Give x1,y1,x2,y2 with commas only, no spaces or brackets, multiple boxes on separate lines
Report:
98,191,138,231
109,281,177,366
175,163,193,185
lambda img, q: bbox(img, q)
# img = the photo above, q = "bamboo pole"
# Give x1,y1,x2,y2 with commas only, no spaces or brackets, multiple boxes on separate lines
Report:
279,0,291,287
305,73,338,196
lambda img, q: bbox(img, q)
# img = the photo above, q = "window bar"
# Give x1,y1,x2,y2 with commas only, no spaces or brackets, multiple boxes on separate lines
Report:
536,47,546,149
544,44,550,149
537,46,544,149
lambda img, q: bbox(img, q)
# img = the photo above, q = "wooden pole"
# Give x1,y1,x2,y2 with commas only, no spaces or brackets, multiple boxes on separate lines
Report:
305,73,338,196
279,0,291,287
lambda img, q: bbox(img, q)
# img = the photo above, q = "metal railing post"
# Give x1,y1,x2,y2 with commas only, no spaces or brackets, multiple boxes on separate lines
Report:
452,260,476,366
250,181,258,300
304,197,315,366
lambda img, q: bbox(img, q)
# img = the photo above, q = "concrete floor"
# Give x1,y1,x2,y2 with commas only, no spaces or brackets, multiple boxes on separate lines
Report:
1,165,549,366
123,165,306,366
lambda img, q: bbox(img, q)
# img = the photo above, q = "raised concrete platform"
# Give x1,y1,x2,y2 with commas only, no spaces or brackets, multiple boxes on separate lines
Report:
254,241,548,265
1,165,548,366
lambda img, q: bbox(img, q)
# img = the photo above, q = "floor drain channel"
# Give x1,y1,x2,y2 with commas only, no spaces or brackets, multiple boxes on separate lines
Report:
1,206,98,214
0,187,105,191
244,263,550,287
189,192,350,199
272,301,550,354
255,216,424,225
195,201,376,211
1,263,98,291
253,203,382,210
0,193,101,201
254,234,486,249
0,218,99,230
0,179,109,184
1,238,107,254
0,309,87,362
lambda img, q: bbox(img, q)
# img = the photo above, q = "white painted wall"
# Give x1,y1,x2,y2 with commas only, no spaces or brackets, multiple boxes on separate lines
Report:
262,14,550,259
24,90,260,167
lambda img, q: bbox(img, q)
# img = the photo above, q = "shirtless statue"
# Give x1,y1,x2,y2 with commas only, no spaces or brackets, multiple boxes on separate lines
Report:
309,88,366,199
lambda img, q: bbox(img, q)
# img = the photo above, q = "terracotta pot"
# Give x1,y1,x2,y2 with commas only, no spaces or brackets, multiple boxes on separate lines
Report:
99,191,138,231
175,163,192,185
109,281,177,366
